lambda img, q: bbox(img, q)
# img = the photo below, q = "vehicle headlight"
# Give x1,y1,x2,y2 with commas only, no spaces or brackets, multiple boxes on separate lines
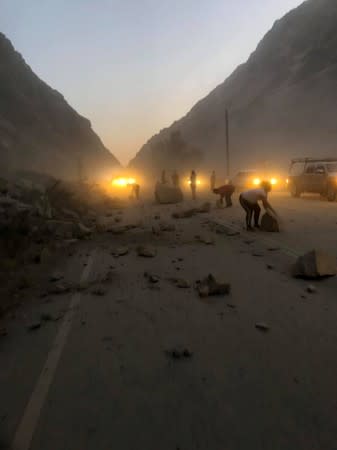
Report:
253,178,261,186
286,178,289,184
270,178,277,185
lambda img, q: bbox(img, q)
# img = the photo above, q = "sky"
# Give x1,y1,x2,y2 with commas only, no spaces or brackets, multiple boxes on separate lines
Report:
1,0,303,165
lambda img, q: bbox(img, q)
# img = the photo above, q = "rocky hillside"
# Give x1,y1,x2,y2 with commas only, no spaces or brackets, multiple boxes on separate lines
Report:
130,0,337,176
0,33,120,179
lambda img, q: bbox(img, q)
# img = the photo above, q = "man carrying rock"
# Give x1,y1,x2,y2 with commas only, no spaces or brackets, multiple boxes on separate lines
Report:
239,181,277,231
213,182,235,207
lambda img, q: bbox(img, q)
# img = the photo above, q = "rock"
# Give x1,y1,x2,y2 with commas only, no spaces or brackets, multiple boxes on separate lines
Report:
144,272,160,283
27,321,41,331
44,220,76,239
159,222,175,232
0,328,8,337
137,245,157,258
266,264,275,270
92,287,106,296
48,282,71,295
307,284,317,293
227,303,236,309
155,182,184,204
151,224,161,236
197,274,231,297
260,213,280,232
165,348,193,360
171,278,191,288
49,271,64,282
61,208,80,220
114,246,129,256
196,202,211,213
255,322,270,332
195,234,214,245
172,208,197,219
292,250,336,279
76,222,92,238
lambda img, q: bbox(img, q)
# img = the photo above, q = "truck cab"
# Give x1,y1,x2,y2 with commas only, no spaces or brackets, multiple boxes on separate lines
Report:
288,158,337,201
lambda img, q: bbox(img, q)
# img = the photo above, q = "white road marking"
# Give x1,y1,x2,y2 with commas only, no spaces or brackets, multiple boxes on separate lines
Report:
12,252,95,450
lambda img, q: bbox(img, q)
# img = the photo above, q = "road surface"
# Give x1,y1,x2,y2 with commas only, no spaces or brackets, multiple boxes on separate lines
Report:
1,192,337,450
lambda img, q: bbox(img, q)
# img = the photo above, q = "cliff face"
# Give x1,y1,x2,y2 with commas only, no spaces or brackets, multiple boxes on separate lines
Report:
0,33,120,179
130,0,337,175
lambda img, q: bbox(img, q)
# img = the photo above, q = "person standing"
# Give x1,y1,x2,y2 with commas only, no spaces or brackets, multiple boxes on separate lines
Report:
239,181,277,230
190,170,197,200
210,170,216,191
161,170,167,184
132,183,140,200
172,170,180,187
213,181,235,207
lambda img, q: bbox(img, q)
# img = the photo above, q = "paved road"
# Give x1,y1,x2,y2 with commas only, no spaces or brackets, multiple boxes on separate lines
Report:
1,192,337,450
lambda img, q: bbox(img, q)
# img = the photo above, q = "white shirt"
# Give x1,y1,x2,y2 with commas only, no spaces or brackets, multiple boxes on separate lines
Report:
241,188,267,204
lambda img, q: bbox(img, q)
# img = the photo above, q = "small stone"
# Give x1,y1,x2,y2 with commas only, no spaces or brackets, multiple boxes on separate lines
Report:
27,322,41,331
307,285,316,294
175,278,191,288
227,303,236,309
252,252,264,257
92,287,106,296
114,246,129,256
49,271,64,282
137,245,157,258
0,328,8,337
266,264,274,270
255,322,270,332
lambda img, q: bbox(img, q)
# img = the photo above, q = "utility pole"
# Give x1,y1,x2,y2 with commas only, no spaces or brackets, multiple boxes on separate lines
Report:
225,109,230,179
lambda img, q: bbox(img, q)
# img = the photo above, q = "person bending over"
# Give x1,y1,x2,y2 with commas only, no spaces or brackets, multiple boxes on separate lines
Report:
239,181,277,230
213,182,235,207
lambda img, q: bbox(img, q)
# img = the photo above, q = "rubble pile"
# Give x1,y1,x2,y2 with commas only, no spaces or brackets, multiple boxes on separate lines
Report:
0,172,123,262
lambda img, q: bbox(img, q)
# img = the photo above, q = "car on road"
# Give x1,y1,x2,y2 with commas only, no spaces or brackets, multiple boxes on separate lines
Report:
232,170,280,191
287,158,337,201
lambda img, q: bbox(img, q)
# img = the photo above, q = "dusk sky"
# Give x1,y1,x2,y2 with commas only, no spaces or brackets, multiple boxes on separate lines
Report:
1,0,303,164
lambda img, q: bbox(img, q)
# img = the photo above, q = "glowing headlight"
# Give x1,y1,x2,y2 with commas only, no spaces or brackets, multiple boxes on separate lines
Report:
286,178,289,184
187,179,201,185
253,178,261,186
112,177,136,187
270,178,277,185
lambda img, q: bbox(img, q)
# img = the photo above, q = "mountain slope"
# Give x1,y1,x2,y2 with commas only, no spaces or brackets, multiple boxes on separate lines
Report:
130,0,337,175
0,33,120,179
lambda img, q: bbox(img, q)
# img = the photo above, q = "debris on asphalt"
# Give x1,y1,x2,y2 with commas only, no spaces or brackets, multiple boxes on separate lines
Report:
255,322,270,332
165,348,193,360
306,284,317,294
92,287,107,296
137,245,157,257
0,327,8,337
292,249,336,279
49,271,64,282
144,272,160,283
114,246,129,257
27,321,41,331
170,278,191,289
196,274,231,297
266,264,275,270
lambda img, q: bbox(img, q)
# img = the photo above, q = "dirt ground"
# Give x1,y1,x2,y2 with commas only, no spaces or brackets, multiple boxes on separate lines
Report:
1,191,337,450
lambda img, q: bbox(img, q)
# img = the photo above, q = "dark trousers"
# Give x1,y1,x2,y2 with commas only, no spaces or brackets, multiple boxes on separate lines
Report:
220,192,233,207
239,195,261,229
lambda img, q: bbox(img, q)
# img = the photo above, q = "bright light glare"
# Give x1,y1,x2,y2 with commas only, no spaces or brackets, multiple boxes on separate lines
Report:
112,177,136,187
253,178,261,186
187,179,201,185
270,178,277,185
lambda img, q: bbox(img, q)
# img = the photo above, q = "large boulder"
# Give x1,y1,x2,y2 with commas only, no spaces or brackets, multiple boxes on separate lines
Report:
261,213,279,232
155,182,183,204
292,250,336,279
